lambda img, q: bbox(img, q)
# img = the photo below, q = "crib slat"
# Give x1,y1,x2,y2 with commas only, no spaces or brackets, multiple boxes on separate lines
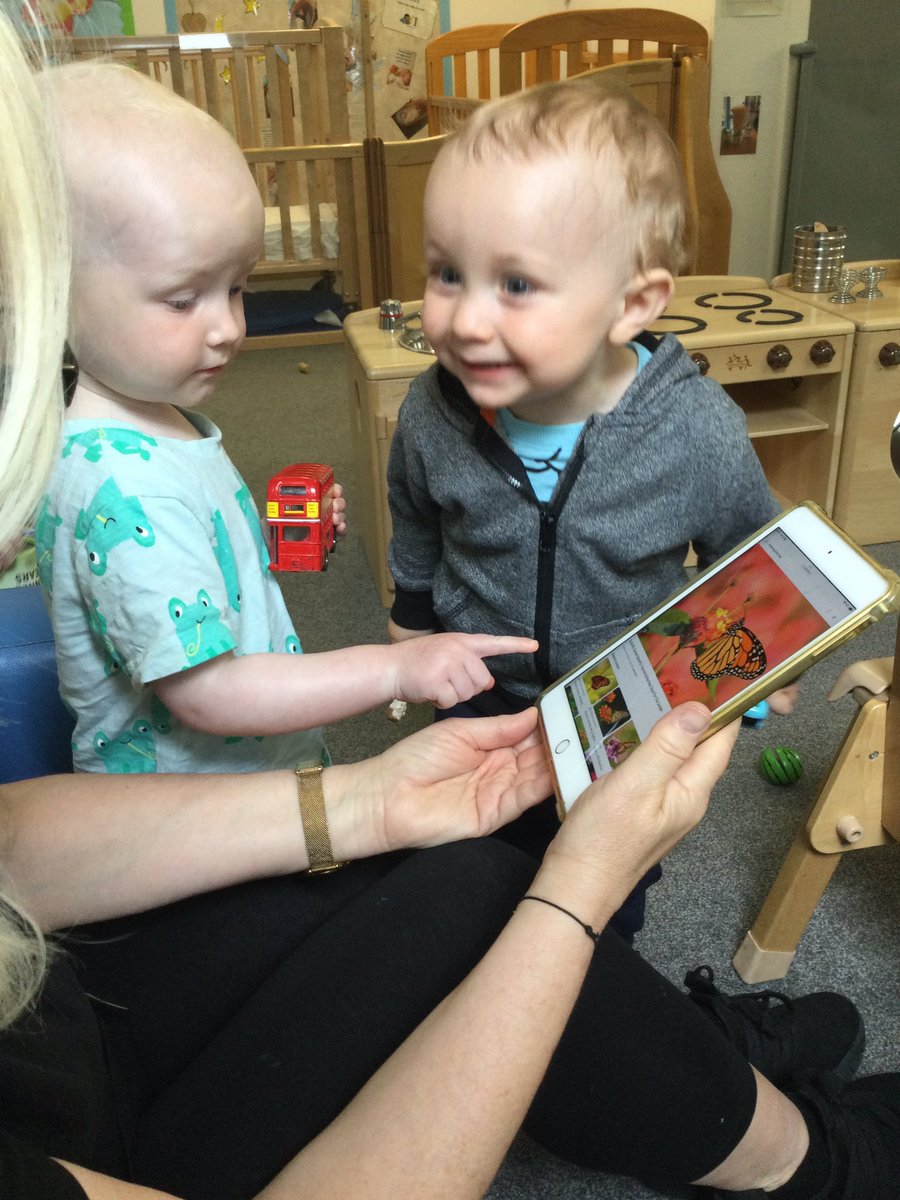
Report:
244,53,264,146
294,43,318,145
333,156,361,303
168,46,185,97
199,48,221,122
189,58,202,109
322,25,350,142
230,46,255,148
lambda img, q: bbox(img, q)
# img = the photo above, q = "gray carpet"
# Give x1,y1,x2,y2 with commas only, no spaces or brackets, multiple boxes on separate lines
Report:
218,341,899,1198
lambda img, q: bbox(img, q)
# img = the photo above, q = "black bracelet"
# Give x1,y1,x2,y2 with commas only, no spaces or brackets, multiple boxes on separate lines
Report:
519,894,602,945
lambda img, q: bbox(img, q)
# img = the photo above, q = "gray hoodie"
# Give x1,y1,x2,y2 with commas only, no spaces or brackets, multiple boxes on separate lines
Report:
387,333,779,704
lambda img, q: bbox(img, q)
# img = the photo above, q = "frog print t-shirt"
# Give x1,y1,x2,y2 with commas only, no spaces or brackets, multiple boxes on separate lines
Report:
37,412,325,774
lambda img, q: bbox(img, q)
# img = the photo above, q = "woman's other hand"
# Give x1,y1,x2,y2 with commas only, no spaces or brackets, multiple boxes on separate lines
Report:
537,704,739,929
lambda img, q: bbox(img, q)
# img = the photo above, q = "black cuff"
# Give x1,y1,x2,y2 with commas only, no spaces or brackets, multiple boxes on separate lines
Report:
390,585,437,631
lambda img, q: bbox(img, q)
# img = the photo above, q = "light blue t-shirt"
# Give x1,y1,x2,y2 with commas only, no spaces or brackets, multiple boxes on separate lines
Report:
37,412,325,774
497,341,651,501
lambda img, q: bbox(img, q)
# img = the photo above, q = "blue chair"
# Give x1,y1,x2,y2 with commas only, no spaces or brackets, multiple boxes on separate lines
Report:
0,585,73,781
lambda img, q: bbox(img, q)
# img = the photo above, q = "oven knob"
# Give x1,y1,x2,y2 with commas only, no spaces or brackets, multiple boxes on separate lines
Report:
767,344,793,370
691,352,710,376
809,339,835,365
879,342,900,368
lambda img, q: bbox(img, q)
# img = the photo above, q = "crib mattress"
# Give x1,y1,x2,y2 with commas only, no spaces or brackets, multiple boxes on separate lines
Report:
262,201,339,262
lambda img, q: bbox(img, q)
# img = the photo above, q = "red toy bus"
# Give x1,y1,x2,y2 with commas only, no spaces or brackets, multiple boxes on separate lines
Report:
266,463,336,572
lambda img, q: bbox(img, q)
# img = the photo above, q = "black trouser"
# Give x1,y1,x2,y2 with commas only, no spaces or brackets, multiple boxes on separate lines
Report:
70,840,755,1200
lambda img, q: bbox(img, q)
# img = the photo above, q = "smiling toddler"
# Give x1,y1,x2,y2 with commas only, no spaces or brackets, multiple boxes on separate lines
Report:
386,77,782,937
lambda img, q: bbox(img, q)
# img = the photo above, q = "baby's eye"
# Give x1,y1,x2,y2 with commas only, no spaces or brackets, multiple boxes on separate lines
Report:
429,264,460,286
229,284,245,298
503,277,533,297
166,297,195,312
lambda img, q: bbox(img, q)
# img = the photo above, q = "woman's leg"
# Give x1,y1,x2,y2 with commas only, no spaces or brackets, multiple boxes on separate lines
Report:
524,927,760,1189
68,855,405,1098
694,1069,808,1191
78,840,536,1199
523,935,900,1199
71,842,862,1200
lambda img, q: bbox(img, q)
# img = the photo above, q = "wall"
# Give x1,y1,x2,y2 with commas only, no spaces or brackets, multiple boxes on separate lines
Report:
132,0,165,32
708,0,811,277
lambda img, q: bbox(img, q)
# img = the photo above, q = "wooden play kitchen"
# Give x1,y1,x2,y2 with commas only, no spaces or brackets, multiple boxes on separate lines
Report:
773,259,900,545
345,303,429,608
345,278,857,608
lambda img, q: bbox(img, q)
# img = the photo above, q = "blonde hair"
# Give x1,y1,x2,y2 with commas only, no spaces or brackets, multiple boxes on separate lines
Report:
0,14,69,551
445,77,688,276
0,8,70,1029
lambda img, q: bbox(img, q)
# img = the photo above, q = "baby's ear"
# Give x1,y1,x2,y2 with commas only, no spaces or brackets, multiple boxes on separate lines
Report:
610,269,674,344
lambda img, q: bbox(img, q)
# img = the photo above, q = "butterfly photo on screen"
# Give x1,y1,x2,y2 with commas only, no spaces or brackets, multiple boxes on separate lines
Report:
689,618,767,682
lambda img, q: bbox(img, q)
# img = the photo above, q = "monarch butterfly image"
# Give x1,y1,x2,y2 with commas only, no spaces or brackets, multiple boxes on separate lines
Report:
689,618,767,682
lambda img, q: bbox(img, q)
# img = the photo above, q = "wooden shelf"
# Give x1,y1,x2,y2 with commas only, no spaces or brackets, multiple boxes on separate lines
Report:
721,371,848,512
744,405,829,439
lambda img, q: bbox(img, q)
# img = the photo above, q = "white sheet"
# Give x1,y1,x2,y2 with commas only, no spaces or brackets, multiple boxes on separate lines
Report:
262,202,339,262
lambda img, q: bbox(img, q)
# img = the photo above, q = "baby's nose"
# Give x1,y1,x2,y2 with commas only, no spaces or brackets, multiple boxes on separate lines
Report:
450,291,492,340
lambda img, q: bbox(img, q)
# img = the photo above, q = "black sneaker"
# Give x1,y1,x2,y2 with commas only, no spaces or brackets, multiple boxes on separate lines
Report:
684,965,865,1087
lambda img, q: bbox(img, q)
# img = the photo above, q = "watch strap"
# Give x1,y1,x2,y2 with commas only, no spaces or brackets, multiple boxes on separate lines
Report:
295,763,346,875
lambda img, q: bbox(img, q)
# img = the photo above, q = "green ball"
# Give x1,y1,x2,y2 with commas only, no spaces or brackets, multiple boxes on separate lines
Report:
758,746,803,785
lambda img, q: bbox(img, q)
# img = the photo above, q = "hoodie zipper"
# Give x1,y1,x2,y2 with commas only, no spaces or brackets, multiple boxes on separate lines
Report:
445,369,587,686
533,438,583,684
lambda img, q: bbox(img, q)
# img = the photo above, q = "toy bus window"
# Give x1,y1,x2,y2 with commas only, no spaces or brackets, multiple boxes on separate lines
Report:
281,485,308,496
284,527,311,542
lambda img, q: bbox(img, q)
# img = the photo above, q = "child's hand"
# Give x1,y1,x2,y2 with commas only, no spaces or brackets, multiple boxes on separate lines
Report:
332,483,347,539
766,679,801,716
391,632,538,709
388,618,434,644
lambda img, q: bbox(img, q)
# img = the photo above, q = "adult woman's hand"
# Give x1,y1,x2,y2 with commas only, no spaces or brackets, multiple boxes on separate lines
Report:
344,707,552,854
533,703,740,932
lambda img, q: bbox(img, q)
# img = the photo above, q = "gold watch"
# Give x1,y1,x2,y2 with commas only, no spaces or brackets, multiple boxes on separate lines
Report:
295,763,347,875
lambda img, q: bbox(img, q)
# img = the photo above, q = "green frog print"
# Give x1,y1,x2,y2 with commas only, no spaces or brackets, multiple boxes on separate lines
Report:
211,508,241,612
75,478,155,575
92,719,157,773
63,426,157,463
168,588,234,664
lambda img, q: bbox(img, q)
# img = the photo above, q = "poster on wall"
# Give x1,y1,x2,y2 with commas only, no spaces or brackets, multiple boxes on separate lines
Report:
25,0,135,36
381,0,431,38
319,0,436,139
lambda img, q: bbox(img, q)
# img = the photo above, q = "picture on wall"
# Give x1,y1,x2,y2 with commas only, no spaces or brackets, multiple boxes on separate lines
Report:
720,93,760,156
